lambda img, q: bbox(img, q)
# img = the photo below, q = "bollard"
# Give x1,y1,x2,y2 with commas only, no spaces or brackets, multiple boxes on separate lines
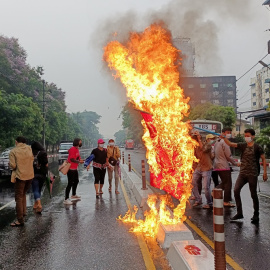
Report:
122,151,124,164
213,188,226,270
128,154,131,172
141,160,148,190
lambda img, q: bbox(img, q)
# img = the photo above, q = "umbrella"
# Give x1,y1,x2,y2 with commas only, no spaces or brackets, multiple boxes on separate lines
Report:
45,171,55,198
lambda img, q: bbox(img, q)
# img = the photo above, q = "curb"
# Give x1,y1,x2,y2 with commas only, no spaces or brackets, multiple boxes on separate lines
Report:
120,164,217,270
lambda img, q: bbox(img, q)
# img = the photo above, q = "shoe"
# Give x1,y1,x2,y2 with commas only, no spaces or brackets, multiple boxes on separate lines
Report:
71,195,81,200
63,199,73,205
224,202,236,207
202,204,212,209
115,190,120,194
190,196,196,200
230,214,244,220
251,215,259,223
10,221,24,227
193,202,202,207
33,201,38,210
96,194,100,199
36,200,42,213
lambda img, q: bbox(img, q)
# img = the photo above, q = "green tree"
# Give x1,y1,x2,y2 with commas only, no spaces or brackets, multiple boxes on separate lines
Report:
114,130,126,146
189,102,236,128
0,90,43,148
255,126,270,158
121,102,143,146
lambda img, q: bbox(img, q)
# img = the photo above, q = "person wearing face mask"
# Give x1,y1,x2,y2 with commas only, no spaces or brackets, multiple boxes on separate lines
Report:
222,128,268,223
106,139,121,194
87,139,108,198
64,138,84,205
212,127,239,207
192,133,215,209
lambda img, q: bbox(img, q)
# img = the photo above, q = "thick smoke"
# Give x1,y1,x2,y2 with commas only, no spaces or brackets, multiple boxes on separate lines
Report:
91,0,253,80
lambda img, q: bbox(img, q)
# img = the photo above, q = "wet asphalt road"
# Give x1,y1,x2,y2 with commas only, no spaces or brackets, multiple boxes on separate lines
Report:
126,149,270,270
0,153,153,270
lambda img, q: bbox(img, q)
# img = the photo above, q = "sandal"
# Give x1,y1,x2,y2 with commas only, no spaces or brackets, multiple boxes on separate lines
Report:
108,186,112,192
10,221,24,227
99,191,103,194
96,194,100,199
115,191,120,194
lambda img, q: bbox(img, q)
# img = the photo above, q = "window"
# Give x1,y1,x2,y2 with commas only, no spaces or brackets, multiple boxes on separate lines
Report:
227,91,234,95
188,84,194,88
266,98,269,103
253,93,256,97
266,88,269,93
200,84,206,88
212,83,218,88
253,102,256,106
213,91,219,96
236,125,240,132
227,83,233,87
213,100,220,104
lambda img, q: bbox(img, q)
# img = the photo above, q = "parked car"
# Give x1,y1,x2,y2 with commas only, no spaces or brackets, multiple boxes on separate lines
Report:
0,148,13,177
58,141,73,164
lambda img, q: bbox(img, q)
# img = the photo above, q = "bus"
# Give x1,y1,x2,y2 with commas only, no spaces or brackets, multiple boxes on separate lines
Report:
190,120,223,138
125,139,135,150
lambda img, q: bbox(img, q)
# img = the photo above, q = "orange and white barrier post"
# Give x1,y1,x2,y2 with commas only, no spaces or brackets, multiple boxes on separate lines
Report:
213,188,226,270
141,160,147,190
128,154,131,172
122,151,124,164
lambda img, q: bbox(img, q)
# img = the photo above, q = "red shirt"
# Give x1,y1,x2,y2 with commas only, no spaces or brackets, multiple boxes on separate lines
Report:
68,146,80,170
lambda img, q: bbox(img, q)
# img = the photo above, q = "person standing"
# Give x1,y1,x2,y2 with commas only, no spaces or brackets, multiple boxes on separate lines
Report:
107,139,121,194
9,136,34,227
213,128,239,207
87,139,108,199
222,128,268,223
192,133,215,209
64,138,84,205
31,141,48,213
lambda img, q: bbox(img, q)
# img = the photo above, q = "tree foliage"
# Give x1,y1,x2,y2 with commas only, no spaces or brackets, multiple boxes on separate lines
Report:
0,35,101,150
114,130,126,146
189,102,236,128
255,126,270,158
121,102,143,146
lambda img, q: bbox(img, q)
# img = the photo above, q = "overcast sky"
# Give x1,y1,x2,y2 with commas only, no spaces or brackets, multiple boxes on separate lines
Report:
0,0,269,138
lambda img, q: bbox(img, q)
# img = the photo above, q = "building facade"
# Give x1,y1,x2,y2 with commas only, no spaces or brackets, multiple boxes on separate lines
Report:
250,66,270,110
180,76,237,110
173,37,195,77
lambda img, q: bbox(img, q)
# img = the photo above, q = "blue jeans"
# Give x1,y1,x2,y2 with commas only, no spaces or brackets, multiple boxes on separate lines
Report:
32,175,45,201
192,169,212,205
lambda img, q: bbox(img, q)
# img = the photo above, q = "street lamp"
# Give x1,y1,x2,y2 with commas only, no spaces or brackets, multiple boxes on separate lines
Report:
42,80,45,148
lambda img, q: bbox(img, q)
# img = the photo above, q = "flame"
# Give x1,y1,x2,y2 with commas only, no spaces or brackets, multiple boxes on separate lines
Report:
104,24,197,237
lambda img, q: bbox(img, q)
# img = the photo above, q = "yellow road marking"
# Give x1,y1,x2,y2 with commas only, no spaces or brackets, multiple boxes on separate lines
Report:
119,177,156,270
123,158,243,269
185,219,244,270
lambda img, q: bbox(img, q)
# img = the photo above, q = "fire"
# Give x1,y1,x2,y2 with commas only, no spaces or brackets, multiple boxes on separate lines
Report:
104,24,197,237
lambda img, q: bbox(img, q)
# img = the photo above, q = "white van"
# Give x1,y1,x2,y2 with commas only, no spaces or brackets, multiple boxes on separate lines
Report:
58,141,73,164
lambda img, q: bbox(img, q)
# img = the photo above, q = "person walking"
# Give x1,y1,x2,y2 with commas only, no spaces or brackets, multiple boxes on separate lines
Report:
86,139,108,199
9,136,34,227
192,133,215,209
31,141,48,213
64,138,84,205
213,128,239,207
222,128,268,223
107,139,121,194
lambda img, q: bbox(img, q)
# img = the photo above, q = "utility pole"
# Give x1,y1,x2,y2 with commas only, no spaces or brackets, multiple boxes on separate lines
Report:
42,80,45,148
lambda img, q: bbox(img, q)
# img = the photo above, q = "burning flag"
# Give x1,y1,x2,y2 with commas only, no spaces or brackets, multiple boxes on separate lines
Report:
104,24,197,236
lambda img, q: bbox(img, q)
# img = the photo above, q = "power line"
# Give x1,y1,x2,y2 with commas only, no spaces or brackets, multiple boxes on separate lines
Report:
236,54,268,82
237,98,251,107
